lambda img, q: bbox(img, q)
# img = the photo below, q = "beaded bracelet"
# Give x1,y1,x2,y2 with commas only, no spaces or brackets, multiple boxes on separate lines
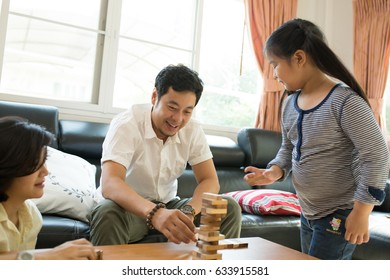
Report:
146,203,166,230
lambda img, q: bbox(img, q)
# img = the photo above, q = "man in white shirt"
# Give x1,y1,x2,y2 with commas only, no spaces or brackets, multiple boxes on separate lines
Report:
90,64,242,245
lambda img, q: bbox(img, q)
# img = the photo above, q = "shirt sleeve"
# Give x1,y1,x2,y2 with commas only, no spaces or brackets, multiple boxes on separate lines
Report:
187,122,213,166
267,98,294,181
340,94,389,205
101,113,138,169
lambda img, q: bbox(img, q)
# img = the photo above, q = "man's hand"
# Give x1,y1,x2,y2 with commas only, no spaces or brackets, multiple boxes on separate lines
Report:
152,208,197,244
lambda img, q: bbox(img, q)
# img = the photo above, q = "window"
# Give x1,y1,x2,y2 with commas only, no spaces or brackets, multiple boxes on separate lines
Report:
197,0,261,129
0,0,261,133
112,0,196,108
0,0,103,103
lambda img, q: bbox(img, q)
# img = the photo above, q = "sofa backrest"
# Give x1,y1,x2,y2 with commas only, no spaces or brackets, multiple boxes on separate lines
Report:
0,100,59,148
177,135,250,198
59,120,109,184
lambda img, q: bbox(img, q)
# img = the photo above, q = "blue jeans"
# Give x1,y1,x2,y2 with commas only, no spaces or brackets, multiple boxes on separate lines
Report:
300,209,357,260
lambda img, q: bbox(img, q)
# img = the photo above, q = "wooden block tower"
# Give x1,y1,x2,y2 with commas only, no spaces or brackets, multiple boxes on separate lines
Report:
192,192,228,260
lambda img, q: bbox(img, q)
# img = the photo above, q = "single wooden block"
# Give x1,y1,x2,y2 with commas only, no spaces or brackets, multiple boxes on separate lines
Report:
196,240,226,251
199,224,220,231
200,215,222,223
196,230,220,237
198,233,225,242
202,207,227,215
202,199,228,209
202,192,222,201
192,250,222,260
199,248,218,254
220,239,249,249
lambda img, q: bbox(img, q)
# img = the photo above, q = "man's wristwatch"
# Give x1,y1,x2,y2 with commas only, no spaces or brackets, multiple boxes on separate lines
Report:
180,204,196,218
16,251,35,260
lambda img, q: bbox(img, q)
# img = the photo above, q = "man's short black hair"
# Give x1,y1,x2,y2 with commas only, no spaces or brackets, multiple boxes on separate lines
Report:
154,64,203,106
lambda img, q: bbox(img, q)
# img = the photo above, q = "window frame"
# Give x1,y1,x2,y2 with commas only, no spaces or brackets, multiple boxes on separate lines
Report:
0,0,253,138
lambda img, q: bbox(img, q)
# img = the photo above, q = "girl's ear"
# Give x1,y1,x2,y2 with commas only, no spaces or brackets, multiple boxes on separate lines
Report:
293,50,306,67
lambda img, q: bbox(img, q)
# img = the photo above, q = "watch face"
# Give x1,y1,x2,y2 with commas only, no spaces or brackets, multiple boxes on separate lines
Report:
17,251,35,260
181,205,195,214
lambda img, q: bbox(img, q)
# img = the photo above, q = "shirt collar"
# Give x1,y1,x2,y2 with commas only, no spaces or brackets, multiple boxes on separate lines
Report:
0,203,7,223
0,201,33,231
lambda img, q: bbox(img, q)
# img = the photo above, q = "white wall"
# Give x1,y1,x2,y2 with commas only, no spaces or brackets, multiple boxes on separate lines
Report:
297,0,354,72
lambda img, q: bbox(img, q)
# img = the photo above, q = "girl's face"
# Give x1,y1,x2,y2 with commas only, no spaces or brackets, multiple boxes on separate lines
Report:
266,52,303,92
6,148,48,201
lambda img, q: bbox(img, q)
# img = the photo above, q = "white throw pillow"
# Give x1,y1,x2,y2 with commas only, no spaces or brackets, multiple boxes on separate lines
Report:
31,147,97,222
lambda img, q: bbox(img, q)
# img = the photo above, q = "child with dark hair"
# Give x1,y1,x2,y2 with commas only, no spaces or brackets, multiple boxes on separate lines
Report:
0,116,97,260
243,18,389,260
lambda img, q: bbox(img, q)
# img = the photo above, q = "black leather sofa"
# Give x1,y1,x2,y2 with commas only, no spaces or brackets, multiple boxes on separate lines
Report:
0,100,389,260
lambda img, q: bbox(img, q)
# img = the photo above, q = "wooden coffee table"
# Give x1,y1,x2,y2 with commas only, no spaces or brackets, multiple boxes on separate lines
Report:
95,237,317,260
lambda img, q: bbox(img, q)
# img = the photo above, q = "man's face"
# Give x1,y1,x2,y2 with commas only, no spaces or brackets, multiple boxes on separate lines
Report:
151,87,196,142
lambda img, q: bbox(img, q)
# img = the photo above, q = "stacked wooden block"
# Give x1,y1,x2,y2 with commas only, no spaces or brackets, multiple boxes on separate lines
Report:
192,192,228,260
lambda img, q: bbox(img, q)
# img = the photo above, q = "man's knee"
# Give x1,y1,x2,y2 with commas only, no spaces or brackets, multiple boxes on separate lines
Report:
92,199,123,217
90,199,127,230
89,199,131,245
224,195,242,219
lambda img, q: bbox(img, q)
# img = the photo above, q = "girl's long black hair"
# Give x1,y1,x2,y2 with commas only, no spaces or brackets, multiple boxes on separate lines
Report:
264,18,369,120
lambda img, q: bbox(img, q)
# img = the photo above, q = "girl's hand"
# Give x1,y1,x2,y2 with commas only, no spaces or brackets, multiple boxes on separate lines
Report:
345,202,373,244
243,165,283,186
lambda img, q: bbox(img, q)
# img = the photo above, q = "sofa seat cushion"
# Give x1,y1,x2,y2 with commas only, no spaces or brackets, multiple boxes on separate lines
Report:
352,212,390,260
36,215,90,249
240,213,301,251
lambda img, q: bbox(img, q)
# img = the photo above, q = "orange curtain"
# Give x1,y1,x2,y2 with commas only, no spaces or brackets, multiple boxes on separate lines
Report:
245,0,297,131
353,0,390,132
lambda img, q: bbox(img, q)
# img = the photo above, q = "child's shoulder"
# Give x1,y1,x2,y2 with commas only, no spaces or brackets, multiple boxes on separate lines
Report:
329,84,370,118
25,200,43,222
329,84,361,104
332,83,356,95
25,200,41,215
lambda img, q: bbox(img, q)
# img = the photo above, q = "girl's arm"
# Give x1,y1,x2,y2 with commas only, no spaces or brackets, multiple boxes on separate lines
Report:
345,201,374,244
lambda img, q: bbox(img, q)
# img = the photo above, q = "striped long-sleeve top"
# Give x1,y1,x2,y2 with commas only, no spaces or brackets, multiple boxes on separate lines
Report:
268,84,389,219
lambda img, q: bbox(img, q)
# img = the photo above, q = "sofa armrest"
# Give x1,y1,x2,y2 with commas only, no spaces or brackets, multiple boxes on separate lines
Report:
237,128,282,168
206,135,244,167
374,179,390,213
237,127,295,193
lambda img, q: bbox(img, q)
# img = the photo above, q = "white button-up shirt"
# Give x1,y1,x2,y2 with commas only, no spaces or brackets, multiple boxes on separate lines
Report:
101,104,212,203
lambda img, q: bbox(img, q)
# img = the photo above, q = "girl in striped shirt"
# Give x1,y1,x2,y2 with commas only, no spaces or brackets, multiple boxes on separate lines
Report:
243,18,389,260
